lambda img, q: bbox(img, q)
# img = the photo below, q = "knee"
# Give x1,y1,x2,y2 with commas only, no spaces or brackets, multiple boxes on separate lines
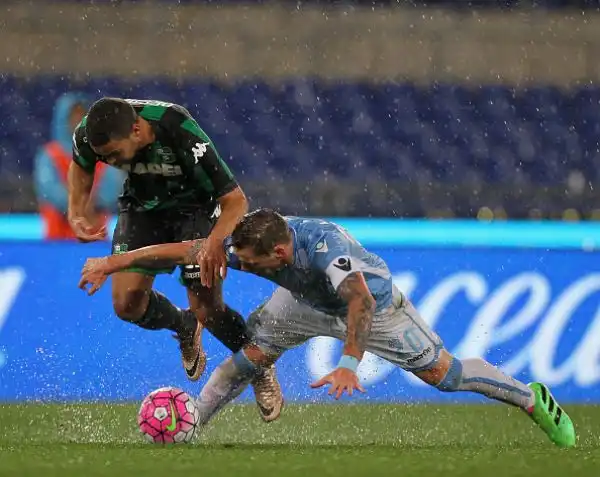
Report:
228,345,273,377
415,349,463,391
434,354,464,392
112,289,149,321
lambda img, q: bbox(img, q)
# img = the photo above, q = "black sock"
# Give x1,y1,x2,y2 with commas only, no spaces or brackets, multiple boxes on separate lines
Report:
204,305,251,352
136,291,197,337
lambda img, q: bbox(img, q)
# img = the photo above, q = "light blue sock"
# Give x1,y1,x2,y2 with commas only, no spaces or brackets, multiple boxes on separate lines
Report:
437,357,534,410
196,351,260,426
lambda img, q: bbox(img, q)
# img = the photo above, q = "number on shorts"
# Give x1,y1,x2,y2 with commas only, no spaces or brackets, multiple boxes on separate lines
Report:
403,329,424,353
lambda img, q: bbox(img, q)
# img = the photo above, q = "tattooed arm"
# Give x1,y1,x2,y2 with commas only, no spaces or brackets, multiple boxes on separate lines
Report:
337,272,376,360
310,270,375,397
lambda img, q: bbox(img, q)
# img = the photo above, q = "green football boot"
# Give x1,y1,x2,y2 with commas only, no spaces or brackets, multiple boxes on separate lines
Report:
527,382,576,448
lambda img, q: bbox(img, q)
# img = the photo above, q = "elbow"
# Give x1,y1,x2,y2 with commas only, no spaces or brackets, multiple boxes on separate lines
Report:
233,187,248,214
240,191,249,214
220,186,248,215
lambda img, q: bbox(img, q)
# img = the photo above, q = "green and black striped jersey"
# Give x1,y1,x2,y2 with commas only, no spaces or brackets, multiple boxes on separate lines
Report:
72,99,238,213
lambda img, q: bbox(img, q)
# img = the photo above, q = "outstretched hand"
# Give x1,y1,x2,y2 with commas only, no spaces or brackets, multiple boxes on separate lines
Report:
310,368,365,400
78,257,112,295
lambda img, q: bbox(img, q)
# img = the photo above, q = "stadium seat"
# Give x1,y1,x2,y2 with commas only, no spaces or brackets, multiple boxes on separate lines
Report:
2,76,600,198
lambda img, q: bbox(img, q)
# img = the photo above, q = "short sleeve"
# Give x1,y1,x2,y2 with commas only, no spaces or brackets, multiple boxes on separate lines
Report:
309,230,360,290
178,118,239,198
72,123,97,173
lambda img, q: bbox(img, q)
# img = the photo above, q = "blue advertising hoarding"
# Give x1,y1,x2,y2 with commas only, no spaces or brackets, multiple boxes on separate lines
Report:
0,239,599,403
3,214,600,248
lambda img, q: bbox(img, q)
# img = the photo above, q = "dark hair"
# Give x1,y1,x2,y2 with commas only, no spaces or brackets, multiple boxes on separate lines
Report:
85,97,137,147
231,209,291,256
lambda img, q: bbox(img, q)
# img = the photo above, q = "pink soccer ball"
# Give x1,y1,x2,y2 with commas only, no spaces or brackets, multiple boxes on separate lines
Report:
137,387,200,444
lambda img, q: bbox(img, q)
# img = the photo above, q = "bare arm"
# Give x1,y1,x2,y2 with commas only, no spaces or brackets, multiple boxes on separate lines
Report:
209,186,248,242
106,240,202,274
337,272,376,360
67,161,95,221
196,186,248,287
310,271,375,397
67,161,108,241
80,240,205,295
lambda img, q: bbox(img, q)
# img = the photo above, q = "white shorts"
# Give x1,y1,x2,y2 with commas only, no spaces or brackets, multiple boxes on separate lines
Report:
247,286,443,372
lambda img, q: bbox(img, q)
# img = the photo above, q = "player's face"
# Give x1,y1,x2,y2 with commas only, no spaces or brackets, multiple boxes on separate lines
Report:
91,123,143,164
235,245,287,274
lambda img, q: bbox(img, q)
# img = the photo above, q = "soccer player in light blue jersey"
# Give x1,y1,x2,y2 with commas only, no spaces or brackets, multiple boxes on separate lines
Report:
80,208,576,447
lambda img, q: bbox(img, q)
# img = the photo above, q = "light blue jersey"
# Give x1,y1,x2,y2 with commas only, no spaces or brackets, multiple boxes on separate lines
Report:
226,217,393,316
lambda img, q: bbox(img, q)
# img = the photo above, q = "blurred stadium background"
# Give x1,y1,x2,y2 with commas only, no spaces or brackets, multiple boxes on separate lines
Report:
3,0,600,219
2,3,600,473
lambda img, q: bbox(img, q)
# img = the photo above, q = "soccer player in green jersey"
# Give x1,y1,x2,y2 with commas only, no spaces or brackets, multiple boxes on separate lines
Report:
67,98,282,422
